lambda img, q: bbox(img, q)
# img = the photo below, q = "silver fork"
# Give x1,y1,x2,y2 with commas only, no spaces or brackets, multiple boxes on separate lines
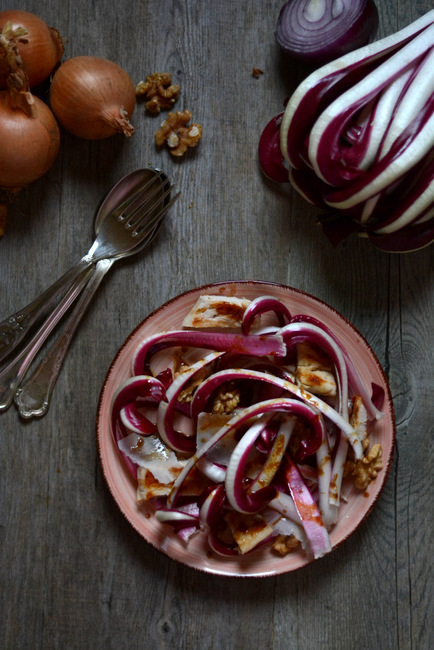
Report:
0,168,169,364
14,222,163,419
0,171,179,412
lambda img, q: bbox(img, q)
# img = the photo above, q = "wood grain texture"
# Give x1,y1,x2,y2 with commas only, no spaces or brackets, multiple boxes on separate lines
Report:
1,1,433,649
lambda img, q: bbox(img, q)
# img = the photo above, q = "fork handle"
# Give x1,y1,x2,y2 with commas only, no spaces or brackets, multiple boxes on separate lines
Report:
15,259,113,419
0,264,95,411
0,255,93,364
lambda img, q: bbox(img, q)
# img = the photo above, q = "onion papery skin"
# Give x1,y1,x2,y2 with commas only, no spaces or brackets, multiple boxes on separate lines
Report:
0,90,60,188
0,10,64,89
275,0,379,66
49,56,136,140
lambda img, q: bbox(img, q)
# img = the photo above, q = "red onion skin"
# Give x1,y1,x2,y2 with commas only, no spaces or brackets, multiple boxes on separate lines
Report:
275,0,379,66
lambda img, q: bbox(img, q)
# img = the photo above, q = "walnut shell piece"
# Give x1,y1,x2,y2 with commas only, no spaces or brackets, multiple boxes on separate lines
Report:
155,110,202,157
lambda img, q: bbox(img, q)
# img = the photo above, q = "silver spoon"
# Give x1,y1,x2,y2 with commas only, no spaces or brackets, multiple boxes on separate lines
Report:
0,168,166,364
0,168,178,411
15,178,172,419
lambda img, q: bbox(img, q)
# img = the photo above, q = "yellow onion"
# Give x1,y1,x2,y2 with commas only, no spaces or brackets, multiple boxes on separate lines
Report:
0,10,64,89
0,90,60,188
50,56,136,139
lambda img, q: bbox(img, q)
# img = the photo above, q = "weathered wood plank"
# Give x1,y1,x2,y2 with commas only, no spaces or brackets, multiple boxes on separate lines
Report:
0,1,433,648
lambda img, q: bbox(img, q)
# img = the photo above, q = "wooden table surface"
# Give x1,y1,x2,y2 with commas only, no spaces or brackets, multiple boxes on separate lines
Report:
1,1,433,648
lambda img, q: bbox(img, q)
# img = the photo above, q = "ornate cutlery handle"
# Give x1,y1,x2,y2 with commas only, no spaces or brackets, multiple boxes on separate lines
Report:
0,256,92,364
0,265,94,411
15,259,113,419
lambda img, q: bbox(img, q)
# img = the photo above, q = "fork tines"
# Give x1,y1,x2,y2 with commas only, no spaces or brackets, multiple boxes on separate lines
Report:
119,171,170,227
131,188,180,239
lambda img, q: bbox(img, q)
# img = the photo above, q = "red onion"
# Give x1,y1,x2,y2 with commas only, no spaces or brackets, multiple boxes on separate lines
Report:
275,0,379,66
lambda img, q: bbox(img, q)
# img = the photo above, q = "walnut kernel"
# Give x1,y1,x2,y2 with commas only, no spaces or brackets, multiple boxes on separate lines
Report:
212,389,240,415
135,72,180,114
272,534,300,555
155,110,202,157
344,438,383,491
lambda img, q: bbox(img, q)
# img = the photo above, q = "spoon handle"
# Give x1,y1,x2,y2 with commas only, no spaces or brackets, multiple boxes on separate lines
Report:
0,265,95,412
0,256,92,364
15,259,113,419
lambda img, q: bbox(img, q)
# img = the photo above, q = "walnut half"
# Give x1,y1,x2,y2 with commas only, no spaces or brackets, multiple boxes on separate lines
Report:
272,534,300,556
212,389,240,415
155,110,202,157
136,72,180,114
344,437,383,491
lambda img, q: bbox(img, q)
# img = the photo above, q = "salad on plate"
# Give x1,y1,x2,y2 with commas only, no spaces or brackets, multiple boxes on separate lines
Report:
109,291,386,562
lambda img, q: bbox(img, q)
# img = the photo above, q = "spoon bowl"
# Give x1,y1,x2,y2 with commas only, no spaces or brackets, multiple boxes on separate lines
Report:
0,167,178,411
0,168,172,364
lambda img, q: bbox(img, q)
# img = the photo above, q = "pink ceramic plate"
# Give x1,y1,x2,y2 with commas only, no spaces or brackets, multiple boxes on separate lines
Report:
96,281,395,577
